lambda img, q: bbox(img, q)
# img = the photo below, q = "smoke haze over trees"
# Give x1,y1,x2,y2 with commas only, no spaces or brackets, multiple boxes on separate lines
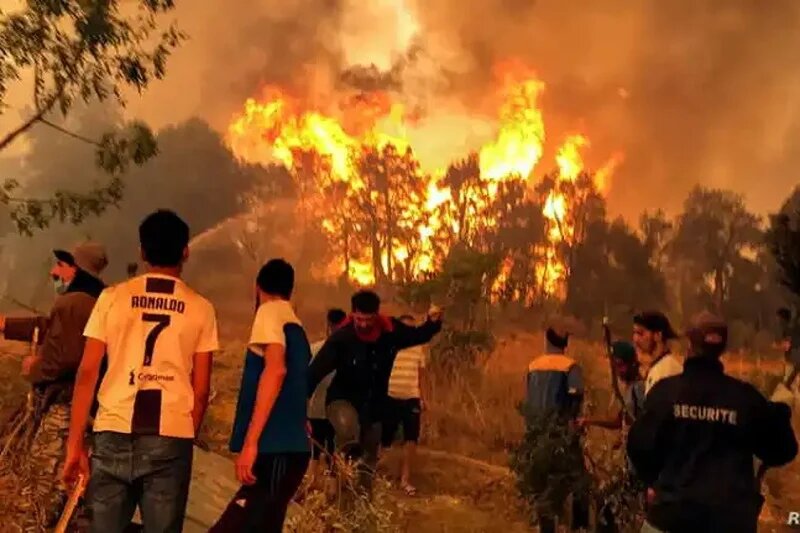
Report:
89,0,800,220
1,1,799,348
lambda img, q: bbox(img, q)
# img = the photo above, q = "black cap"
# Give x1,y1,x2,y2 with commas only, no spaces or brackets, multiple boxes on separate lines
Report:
634,310,677,341
611,341,637,364
686,311,728,350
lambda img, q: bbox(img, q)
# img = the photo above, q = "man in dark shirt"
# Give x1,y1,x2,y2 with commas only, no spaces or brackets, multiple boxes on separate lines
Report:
627,311,798,533
308,290,442,492
0,241,107,530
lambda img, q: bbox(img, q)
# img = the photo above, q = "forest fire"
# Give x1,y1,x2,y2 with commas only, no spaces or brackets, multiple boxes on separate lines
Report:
227,67,615,299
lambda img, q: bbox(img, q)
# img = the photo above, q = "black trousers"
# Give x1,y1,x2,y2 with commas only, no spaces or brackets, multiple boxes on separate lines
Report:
210,452,311,533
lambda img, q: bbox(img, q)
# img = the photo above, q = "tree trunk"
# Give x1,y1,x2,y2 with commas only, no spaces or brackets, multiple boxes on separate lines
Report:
714,266,725,313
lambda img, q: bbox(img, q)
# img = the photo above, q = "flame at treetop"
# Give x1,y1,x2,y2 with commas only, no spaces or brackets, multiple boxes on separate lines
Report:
227,69,616,298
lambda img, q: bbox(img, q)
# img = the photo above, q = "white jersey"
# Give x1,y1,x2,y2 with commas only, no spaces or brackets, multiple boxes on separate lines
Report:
84,274,219,438
645,353,683,395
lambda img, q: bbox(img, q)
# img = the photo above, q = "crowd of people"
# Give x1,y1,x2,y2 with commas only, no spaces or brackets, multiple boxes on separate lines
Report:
0,207,797,532
524,311,799,533
0,209,439,532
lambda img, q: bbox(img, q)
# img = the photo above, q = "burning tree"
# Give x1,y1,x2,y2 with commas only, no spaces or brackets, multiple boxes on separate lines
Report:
351,144,429,284
225,64,621,308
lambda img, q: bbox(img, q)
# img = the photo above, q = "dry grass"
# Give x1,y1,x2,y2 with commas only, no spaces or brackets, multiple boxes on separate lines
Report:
0,326,797,531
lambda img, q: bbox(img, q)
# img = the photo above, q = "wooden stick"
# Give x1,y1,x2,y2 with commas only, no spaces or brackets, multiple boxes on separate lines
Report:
54,474,86,533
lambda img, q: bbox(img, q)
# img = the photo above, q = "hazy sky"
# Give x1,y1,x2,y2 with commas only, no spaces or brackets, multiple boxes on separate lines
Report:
3,0,800,221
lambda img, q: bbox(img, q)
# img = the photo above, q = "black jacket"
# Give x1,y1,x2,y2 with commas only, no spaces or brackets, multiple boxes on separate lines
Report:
308,317,441,424
627,356,797,533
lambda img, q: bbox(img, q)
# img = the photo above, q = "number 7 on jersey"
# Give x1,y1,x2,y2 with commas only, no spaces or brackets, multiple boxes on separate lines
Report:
142,313,171,366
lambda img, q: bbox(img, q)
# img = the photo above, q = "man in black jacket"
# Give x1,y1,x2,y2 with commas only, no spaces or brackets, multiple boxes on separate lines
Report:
308,290,442,491
627,311,798,533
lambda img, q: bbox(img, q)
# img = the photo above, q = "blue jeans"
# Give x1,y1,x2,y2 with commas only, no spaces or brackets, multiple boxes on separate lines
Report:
89,431,193,533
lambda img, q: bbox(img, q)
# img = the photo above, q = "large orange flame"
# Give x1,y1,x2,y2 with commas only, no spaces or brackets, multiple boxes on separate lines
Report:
227,67,617,298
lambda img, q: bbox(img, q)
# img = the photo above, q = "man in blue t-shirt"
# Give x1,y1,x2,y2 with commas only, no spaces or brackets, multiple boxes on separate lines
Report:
211,259,311,533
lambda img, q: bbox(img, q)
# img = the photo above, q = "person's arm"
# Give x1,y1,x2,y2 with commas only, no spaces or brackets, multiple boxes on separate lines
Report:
308,337,340,397
192,352,212,433
67,338,105,448
753,398,798,467
626,383,669,485
27,295,94,383
0,314,49,342
244,343,287,446
192,303,219,434
566,364,584,420
393,315,443,351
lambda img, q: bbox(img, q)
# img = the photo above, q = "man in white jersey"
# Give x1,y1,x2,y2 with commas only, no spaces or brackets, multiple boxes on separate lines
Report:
63,210,219,533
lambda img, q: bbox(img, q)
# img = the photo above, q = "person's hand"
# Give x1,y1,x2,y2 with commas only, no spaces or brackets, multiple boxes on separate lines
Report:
646,488,656,506
21,355,40,376
62,443,90,488
428,305,443,323
236,442,258,486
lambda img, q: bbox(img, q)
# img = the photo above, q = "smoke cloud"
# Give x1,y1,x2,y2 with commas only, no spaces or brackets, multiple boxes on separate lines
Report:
125,0,800,220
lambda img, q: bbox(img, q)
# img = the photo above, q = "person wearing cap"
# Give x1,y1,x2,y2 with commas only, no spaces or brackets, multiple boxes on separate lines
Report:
523,319,589,533
632,311,683,395
578,341,645,432
627,311,798,533
0,241,107,530
525,320,584,420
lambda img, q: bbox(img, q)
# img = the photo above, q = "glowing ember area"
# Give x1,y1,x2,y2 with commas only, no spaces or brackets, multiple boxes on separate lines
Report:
227,67,616,300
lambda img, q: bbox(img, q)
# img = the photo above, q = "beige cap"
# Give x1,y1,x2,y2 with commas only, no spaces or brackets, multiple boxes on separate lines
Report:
54,241,109,277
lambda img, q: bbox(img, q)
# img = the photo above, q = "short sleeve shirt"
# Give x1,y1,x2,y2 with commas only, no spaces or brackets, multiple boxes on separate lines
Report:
388,345,427,400
85,274,218,439
230,300,311,454
645,353,683,395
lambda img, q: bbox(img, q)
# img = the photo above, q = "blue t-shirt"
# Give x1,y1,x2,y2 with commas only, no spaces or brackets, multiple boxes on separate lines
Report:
230,300,311,454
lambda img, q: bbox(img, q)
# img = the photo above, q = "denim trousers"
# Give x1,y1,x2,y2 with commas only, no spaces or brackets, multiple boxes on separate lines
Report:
88,431,193,533
326,400,382,493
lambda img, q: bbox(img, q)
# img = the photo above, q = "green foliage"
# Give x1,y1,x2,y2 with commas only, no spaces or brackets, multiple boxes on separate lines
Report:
287,460,402,532
593,466,645,532
669,186,762,314
399,245,497,369
767,186,800,302
509,412,592,524
0,0,183,234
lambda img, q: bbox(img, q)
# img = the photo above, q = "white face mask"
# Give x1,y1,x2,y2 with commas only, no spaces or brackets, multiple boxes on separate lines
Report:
53,277,69,295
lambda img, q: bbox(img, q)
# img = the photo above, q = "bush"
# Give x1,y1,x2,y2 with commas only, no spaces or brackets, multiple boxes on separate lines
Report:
509,411,592,525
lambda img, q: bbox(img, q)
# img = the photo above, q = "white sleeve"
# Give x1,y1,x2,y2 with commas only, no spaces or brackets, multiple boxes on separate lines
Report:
248,303,285,349
83,289,112,342
196,302,219,353
645,357,683,395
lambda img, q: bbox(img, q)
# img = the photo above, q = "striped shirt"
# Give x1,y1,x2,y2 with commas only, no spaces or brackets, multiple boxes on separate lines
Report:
388,345,426,400
85,274,219,439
